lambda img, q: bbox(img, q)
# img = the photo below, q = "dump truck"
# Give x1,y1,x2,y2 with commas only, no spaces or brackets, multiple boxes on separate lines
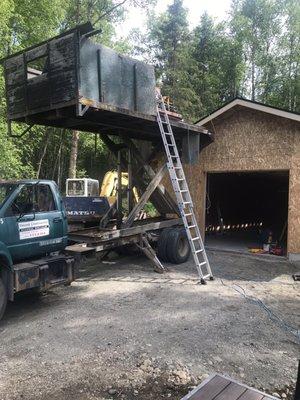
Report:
0,23,214,322
0,179,75,320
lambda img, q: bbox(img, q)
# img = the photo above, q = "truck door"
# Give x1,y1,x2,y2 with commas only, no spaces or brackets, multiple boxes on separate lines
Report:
4,183,65,261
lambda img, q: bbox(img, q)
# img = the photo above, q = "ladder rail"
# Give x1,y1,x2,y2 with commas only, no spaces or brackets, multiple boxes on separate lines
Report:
156,94,213,283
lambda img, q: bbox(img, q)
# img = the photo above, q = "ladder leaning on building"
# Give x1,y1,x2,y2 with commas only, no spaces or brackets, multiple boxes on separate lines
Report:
156,94,214,284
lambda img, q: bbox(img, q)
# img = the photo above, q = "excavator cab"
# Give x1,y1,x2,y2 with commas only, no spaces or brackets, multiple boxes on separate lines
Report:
66,178,99,197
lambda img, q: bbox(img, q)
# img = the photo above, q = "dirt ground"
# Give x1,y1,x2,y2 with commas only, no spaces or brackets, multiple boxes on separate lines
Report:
0,250,299,400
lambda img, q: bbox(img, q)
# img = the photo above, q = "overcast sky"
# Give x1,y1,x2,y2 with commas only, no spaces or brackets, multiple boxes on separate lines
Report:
116,0,232,38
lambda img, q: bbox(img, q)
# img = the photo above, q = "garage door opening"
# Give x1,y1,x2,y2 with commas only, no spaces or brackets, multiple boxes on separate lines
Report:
205,171,289,256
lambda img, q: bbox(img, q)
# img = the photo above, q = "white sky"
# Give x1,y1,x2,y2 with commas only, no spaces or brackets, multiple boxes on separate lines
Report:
116,0,232,38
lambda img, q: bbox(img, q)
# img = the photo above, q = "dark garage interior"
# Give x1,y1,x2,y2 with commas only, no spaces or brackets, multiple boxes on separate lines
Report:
205,171,289,255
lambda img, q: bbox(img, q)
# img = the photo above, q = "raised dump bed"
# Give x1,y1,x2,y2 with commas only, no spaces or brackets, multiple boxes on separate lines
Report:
2,22,212,146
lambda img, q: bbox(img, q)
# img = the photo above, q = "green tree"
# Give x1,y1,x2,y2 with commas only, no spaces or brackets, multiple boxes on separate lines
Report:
0,0,156,184
0,0,63,180
146,0,196,119
230,0,281,101
191,13,244,118
266,0,300,111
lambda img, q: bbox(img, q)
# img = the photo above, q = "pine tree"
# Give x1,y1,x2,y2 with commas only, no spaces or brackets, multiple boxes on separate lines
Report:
190,13,244,118
230,0,281,101
147,0,197,119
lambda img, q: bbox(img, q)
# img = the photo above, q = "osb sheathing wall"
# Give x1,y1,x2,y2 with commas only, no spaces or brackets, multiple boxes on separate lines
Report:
184,107,300,257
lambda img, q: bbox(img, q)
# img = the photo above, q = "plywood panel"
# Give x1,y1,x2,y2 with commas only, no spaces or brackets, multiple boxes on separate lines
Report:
288,132,300,254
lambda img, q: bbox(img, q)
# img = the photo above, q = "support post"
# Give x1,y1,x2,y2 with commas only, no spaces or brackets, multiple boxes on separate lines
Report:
127,148,133,213
117,150,123,228
136,235,165,273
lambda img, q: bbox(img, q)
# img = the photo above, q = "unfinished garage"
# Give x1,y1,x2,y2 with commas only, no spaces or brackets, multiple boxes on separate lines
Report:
205,170,289,255
187,98,300,260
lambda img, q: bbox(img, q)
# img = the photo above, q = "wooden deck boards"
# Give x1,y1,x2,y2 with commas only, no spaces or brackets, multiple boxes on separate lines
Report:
181,374,277,400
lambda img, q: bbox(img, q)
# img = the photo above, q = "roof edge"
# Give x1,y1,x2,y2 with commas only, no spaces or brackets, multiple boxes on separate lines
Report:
195,97,300,126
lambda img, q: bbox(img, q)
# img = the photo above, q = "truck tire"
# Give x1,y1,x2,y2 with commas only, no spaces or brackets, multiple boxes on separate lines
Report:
166,228,191,264
157,228,173,262
0,277,7,321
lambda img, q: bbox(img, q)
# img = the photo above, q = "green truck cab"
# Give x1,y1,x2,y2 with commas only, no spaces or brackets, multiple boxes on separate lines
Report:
0,180,75,320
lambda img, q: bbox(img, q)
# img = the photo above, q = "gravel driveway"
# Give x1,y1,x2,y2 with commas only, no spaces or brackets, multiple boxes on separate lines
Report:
0,251,299,399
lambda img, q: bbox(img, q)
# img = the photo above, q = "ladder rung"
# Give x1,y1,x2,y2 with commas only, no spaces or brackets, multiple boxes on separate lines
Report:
191,236,200,241
183,201,191,205
184,213,192,216
188,225,196,228
174,167,182,169
180,190,188,193
177,178,184,181
203,273,211,279
199,261,207,267
195,249,204,254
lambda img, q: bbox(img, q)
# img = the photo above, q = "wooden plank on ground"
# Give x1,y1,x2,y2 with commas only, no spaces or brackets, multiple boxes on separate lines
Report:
187,375,230,400
181,374,278,400
214,382,247,400
238,390,264,400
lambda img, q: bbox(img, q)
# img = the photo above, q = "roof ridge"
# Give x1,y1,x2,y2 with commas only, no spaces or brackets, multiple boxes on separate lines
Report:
195,97,300,126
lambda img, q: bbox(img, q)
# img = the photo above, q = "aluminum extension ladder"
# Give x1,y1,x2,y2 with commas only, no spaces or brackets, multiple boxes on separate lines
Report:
156,94,214,284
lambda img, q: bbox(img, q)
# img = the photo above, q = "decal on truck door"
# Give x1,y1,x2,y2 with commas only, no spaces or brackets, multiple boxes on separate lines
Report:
18,219,50,240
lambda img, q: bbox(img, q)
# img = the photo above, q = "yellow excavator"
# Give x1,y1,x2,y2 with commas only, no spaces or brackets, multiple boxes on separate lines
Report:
100,171,139,205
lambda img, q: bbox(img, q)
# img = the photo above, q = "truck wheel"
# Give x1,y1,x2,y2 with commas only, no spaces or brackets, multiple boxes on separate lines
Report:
0,277,7,321
157,228,172,262
166,228,191,264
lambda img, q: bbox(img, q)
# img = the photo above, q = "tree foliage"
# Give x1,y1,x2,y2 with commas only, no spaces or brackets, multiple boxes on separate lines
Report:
0,0,154,185
0,0,298,184
138,0,299,121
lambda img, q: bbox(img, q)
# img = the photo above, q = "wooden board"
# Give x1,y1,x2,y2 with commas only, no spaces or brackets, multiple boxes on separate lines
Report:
181,374,277,400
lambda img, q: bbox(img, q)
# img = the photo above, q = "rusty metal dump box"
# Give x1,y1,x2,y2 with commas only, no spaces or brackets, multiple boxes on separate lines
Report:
2,22,212,145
